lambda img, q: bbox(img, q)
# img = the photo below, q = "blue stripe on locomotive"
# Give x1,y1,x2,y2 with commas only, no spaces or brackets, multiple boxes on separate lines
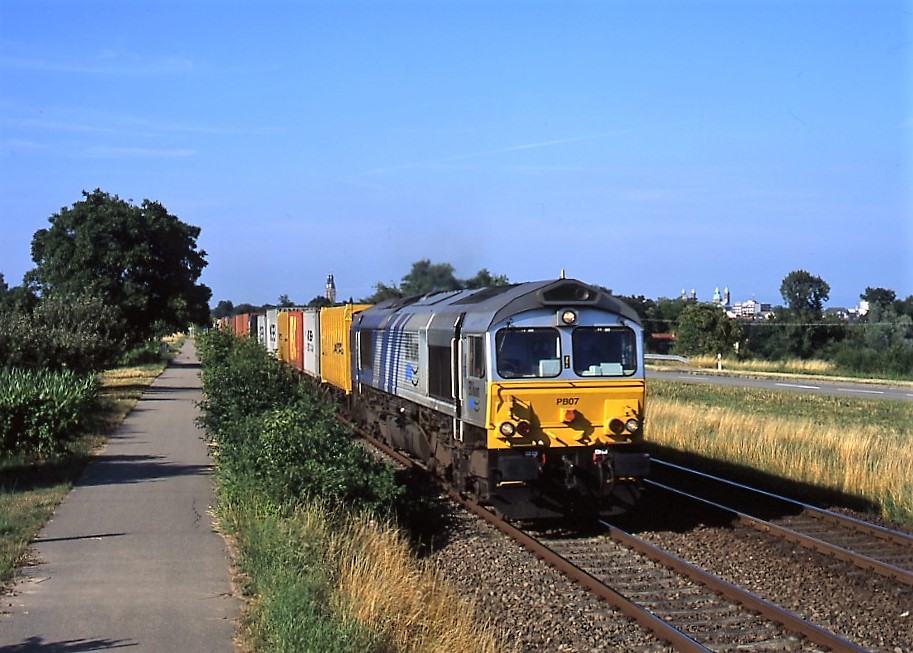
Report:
381,313,410,394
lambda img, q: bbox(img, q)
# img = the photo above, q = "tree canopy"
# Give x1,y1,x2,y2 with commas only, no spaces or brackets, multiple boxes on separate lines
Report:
780,269,830,322
27,189,211,347
364,259,509,303
673,303,742,357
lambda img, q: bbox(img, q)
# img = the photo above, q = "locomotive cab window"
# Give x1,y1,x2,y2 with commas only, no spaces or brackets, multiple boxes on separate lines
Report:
496,328,560,378
572,327,637,377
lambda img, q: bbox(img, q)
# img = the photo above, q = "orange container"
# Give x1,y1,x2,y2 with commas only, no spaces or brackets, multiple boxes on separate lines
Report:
287,310,304,371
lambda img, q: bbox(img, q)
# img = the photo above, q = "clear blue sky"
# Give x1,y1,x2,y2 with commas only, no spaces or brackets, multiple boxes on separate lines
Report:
2,0,910,309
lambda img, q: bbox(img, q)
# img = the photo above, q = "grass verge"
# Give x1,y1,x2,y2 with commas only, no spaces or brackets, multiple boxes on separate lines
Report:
198,328,502,652
222,498,502,653
647,380,913,524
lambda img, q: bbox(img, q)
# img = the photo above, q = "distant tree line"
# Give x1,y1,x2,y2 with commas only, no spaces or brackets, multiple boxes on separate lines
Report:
212,260,912,380
617,270,913,378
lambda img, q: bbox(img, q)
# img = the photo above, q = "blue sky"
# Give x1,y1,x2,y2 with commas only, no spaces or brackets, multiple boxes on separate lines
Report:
1,0,910,309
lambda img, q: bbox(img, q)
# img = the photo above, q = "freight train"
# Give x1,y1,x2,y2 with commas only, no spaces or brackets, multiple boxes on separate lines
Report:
221,277,649,520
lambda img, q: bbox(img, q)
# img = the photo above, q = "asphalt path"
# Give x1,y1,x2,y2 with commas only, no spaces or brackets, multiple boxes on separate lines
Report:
647,368,913,402
0,340,238,652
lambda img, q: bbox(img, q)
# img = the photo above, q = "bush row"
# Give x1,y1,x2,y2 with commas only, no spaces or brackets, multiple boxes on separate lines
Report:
195,327,403,515
0,293,125,374
0,367,99,457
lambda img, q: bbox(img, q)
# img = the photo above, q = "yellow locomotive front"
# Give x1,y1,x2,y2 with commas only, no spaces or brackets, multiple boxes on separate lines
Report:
461,294,649,520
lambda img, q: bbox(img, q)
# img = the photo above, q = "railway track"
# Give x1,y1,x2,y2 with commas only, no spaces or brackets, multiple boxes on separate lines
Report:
648,458,913,587
355,423,893,651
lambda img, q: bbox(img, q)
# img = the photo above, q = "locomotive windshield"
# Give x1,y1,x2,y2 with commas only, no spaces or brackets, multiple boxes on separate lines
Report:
496,328,561,378
572,327,637,377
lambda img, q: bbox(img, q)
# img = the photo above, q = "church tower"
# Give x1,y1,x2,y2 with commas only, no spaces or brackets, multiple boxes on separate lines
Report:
325,273,336,303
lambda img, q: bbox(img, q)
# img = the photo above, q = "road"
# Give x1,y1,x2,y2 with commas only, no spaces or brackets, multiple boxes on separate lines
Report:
647,368,913,402
0,340,238,652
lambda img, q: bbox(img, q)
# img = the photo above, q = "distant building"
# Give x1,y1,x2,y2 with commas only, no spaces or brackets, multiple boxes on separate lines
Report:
325,273,336,303
728,299,773,319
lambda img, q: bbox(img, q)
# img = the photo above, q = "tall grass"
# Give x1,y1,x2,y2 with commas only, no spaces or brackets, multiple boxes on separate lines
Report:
685,355,838,376
333,514,500,653
647,381,913,523
224,499,501,653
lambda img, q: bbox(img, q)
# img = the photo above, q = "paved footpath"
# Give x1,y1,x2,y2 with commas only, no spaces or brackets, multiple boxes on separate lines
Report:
1,340,238,652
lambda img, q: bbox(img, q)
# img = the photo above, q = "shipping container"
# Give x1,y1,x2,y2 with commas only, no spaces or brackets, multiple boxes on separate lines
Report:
266,309,279,354
287,309,305,371
302,308,320,379
277,310,291,363
233,314,247,338
257,314,267,347
319,304,371,393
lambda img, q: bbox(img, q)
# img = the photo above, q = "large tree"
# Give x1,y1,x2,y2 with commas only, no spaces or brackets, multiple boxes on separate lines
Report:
364,260,510,303
673,303,742,357
780,269,830,322
776,270,834,358
27,189,211,347
399,259,462,296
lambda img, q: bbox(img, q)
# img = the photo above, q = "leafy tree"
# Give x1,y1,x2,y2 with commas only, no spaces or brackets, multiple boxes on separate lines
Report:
364,260,510,303
780,269,829,322
212,300,234,320
777,270,834,358
0,292,123,372
861,287,896,312
673,303,742,357
363,281,402,304
399,260,462,296
233,303,260,315
307,295,333,308
0,283,39,314
0,272,7,296
277,294,296,308
463,268,509,289
27,189,211,348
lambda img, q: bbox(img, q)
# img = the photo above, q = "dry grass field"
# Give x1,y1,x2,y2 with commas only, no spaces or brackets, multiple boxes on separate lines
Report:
647,380,913,523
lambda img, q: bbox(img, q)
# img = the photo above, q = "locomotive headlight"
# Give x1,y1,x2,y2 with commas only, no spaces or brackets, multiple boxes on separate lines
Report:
625,418,641,434
558,309,578,326
499,422,516,437
516,420,532,436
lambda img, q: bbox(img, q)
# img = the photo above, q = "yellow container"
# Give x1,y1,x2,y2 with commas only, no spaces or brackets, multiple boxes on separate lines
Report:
319,304,371,393
277,310,291,363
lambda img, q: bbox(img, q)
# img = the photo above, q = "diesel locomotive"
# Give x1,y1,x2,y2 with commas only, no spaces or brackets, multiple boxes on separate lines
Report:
225,277,649,520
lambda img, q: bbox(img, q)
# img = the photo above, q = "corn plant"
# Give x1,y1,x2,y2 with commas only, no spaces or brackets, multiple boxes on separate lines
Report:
0,368,99,457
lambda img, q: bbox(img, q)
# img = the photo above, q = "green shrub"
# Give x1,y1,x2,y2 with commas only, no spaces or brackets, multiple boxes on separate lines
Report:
255,401,402,513
196,329,403,517
0,293,124,373
0,367,99,456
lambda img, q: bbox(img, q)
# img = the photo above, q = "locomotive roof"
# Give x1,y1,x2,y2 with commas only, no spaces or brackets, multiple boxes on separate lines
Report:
358,279,641,331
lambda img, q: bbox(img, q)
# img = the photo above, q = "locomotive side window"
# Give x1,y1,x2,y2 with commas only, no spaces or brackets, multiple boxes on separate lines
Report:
496,328,560,378
358,329,373,370
467,335,485,378
428,345,452,399
572,327,637,376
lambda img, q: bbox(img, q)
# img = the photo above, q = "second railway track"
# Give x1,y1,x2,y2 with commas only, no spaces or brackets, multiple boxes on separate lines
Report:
647,458,913,586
